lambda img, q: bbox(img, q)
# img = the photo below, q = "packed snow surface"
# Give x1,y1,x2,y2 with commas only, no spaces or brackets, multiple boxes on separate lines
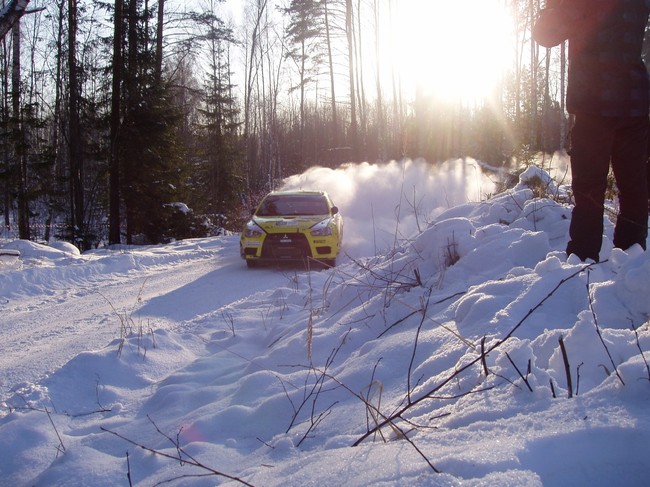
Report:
1,159,649,486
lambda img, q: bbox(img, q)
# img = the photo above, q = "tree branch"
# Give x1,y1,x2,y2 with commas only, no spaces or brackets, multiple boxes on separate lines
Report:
0,0,30,39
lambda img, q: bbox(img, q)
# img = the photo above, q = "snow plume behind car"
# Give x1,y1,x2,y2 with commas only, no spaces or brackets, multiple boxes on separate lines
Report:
280,158,498,259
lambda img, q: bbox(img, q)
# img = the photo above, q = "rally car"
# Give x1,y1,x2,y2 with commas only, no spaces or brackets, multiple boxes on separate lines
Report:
240,190,343,268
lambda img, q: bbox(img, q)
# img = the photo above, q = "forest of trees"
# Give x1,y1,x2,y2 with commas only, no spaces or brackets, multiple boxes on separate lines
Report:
0,0,646,248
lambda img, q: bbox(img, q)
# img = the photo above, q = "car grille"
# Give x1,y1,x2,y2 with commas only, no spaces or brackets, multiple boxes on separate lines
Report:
262,232,311,260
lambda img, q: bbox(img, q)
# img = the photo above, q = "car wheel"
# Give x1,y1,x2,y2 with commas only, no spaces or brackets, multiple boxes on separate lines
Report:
246,259,260,268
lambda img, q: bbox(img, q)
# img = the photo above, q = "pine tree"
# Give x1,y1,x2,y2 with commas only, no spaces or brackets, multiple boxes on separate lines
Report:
119,0,189,244
194,8,242,221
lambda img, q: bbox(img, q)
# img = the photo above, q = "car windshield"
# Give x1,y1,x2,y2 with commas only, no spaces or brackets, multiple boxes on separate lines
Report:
256,195,329,217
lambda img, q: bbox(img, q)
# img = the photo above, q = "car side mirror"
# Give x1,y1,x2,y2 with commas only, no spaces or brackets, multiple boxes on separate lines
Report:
331,206,339,215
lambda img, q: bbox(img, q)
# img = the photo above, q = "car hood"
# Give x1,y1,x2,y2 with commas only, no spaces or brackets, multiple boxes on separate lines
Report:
253,215,330,233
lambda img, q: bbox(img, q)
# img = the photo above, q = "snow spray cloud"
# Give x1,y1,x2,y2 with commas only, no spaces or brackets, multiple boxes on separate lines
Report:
281,158,496,259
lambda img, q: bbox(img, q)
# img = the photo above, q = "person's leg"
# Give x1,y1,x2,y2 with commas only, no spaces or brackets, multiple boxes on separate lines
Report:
647,123,650,213
566,114,614,261
647,138,650,214
611,116,649,250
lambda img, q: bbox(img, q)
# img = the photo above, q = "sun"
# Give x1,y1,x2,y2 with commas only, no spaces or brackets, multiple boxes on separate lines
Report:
388,0,515,105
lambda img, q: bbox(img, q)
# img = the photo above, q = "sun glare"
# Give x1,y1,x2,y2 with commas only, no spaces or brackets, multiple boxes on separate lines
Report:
388,0,514,105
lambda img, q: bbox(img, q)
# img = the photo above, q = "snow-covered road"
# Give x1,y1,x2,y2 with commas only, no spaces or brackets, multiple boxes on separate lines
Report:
0,236,289,402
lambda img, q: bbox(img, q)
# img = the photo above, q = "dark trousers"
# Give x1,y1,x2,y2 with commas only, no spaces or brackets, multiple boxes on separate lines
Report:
567,113,649,262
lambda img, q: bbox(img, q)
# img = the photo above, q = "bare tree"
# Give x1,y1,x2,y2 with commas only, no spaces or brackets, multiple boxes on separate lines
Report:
1,32,8,230
373,0,384,160
529,0,539,148
559,39,567,148
109,0,124,245
242,0,268,188
260,5,285,185
284,0,324,161
11,12,28,238
354,0,366,156
323,0,337,133
387,0,404,158
0,0,30,39
68,0,85,248
344,0,358,159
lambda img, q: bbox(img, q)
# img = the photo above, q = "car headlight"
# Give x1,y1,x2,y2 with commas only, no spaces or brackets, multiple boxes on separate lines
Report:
310,220,333,236
244,221,265,238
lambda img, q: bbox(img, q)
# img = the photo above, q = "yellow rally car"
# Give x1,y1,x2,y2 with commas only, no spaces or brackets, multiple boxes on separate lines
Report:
240,190,343,268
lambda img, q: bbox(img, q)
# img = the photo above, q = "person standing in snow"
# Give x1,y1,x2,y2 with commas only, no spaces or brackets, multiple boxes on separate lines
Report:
533,0,650,262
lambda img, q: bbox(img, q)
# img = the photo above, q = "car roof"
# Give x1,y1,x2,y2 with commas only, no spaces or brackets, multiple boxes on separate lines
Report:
265,190,328,197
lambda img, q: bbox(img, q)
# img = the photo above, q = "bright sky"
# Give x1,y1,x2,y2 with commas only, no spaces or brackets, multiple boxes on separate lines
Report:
180,0,516,106
389,0,515,104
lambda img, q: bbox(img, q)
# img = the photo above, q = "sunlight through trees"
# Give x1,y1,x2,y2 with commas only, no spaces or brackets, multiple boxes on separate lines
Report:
1,0,644,245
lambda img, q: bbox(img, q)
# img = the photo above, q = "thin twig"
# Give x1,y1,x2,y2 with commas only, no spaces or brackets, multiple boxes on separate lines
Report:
407,292,432,402
481,336,489,377
126,452,133,487
101,419,255,487
505,352,533,392
631,322,650,381
45,406,66,456
576,362,584,396
586,270,625,385
559,336,573,398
